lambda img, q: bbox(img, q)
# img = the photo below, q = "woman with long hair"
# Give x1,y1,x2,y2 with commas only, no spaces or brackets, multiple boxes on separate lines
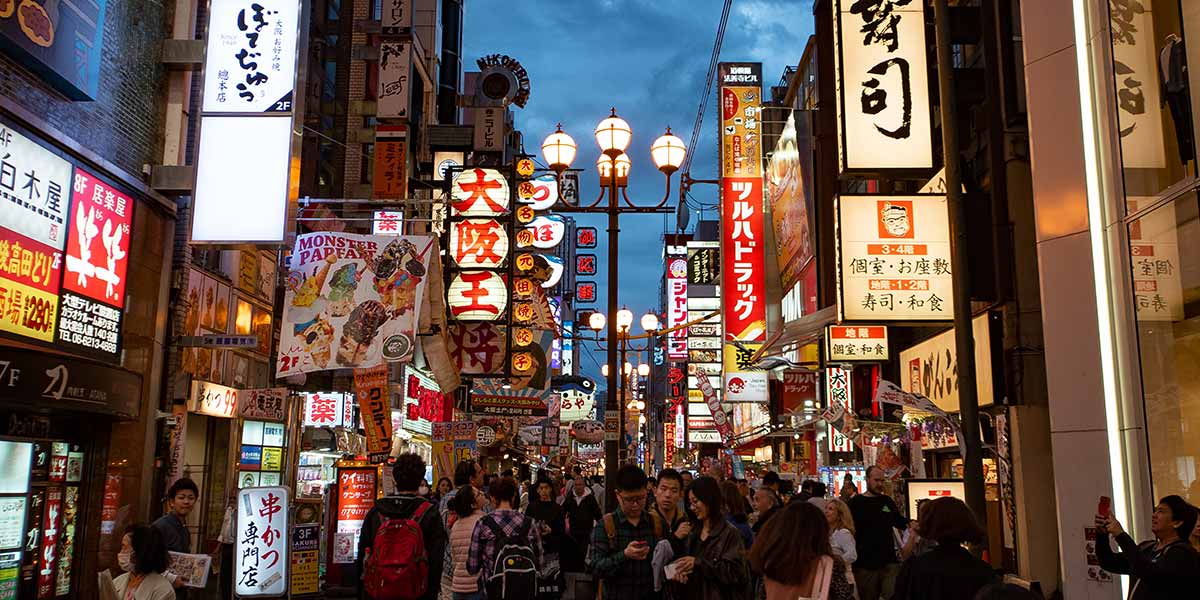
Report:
447,485,486,600
892,497,997,600
823,498,857,565
748,502,855,600
667,476,750,600
721,479,754,549
433,477,453,504
113,525,176,600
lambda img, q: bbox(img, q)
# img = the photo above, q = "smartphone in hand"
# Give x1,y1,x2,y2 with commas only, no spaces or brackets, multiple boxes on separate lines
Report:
1098,495,1111,517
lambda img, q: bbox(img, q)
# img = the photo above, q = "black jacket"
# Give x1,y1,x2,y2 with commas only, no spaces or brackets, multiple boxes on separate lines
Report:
681,519,751,600
1095,532,1199,600
890,544,997,600
562,490,603,543
356,495,446,600
525,499,567,554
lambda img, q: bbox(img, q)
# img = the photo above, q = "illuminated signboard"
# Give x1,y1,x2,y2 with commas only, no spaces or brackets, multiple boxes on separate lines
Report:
575,281,596,304
575,227,597,248
451,219,509,269
834,0,933,172
826,325,888,362
576,254,597,276
302,392,355,428
837,195,952,321
825,367,854,453
448,271,508,320
402,367,444,436
666,257,688,360
373,210,404,236
451,168,510,217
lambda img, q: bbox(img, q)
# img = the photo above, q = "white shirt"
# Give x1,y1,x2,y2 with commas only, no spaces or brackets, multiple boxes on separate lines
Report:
830,528,857,564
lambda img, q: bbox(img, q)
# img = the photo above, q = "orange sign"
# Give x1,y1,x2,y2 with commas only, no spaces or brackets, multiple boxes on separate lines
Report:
372,139,407,199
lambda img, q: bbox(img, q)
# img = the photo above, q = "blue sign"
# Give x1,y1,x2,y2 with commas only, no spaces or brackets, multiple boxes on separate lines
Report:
0,0,107,99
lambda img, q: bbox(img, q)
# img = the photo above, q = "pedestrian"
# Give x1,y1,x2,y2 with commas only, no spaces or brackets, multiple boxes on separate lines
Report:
439,459,485,600
561,474,602,574
793,480,814,504
737,479,754,512
647,477,658,511
467,477,542,600
448,486,487,600
824,498,857,566
434,477,454,504
666,476,750,600
358,453,446,600
524,477,566,597
589,464,663,600
680,470,694,490
747,502,855,600
891,496,997,600
153,477,197,597
1191,512,1200,552
838,473,857,503
846,466,908,600
760,471,780,496
589,475,606,512
1094,494,1199,599
807,482,828,511
750,487,781,535
650,468,691,554
113,524,176,600
720,480,754,549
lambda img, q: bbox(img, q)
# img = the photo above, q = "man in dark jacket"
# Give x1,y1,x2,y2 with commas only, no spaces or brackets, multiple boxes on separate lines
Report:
561,474,602,573
847,466,909,600
1095,494,1199,600
357,453,446,600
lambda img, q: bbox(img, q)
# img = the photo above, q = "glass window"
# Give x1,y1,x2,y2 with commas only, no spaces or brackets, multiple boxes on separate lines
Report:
1108,0,1197,210
1128,191,1200,503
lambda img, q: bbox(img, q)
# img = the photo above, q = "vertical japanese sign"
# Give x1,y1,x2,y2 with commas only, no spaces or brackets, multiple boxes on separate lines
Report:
334,468,376,564
690,365,732,445
193,0,300,244
378,42,412,119
167,404,188,489
0,125,71,344
718,63,767,343
372,126,407,199
289,523,320,595
666,256,688,359
354,365,393,463
380,0,412,34
36,486,62,599
825,366,855,452
1128,198,1183,321
473,107,504,152
838,195,952,321
834,0,933,171
1108,1,1165,168
235,487,289,596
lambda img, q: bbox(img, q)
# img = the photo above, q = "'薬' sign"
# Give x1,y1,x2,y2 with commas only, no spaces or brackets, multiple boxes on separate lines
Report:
235,486,289,596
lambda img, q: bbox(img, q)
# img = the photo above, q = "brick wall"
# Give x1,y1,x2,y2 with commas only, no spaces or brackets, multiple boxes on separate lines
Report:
0,0,169,180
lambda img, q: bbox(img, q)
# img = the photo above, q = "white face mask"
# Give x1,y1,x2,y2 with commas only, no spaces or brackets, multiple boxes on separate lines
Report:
118,551,133,572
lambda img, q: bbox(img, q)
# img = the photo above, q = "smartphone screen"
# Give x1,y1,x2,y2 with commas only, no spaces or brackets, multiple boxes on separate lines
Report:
1098,495,1111,517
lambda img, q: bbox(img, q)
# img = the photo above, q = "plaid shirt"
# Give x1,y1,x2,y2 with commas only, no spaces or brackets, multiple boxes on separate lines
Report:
588,508,662,600
466,509,543,582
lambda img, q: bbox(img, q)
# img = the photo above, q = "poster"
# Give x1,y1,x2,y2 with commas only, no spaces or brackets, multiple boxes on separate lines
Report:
277,232,435,376
167,552,212,588
234,487,289,596
354,365,392,462
768,111,815,292
334,469,376,564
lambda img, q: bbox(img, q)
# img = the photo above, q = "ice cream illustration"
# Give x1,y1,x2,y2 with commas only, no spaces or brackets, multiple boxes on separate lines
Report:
336,300,391,366
367,239,425,312
327,263,361,317
294,315,334,368
289,254,336,308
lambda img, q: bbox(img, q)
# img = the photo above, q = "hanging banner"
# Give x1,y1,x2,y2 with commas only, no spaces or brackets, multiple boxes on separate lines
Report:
277,232,434,376
354,365,392,463
837,195,952,321
834,0,933,171
825,367,854,453
238,388,288,421
721,177,767,341
690,365,732,445
378,42,412,119
234,487,289,597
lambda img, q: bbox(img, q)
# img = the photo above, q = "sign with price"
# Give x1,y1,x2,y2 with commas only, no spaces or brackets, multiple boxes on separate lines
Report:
289,523,320,595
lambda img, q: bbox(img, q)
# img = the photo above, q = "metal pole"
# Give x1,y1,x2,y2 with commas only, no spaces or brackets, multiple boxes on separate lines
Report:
933,0,987,523
604,160,621,509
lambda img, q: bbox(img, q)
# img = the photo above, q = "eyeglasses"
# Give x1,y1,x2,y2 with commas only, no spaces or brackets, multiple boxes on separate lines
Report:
618,494,647,504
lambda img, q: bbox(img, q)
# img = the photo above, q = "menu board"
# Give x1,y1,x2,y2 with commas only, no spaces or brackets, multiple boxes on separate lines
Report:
0,122,133,360
334,468,376,564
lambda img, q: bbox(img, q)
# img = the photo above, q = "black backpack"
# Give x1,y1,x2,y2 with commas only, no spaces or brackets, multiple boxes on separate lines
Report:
483,516,538,600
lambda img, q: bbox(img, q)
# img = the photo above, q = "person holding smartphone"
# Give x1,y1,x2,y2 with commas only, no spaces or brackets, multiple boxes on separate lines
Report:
667,476,750,600
589,465,665,600
1094,494,1199,599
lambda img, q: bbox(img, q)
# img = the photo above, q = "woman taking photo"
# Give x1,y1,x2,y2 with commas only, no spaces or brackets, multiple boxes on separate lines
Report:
113,525,176,600
1094,494,1198,599
667,476,750,600
892,496,997,600
823,498,857,566
748,502,854,600
448,485,486,600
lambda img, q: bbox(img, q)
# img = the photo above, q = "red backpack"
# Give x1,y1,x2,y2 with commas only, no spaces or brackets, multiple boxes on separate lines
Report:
363,501,432,600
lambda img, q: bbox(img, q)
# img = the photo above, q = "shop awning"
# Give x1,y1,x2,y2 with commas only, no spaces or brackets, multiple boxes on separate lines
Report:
753,305,838,365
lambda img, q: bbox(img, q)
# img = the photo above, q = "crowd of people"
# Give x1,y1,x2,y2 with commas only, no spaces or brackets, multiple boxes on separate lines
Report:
125,455,1200,600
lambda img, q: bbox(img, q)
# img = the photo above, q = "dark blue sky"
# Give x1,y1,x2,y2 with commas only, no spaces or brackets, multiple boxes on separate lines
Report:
463,0,814,382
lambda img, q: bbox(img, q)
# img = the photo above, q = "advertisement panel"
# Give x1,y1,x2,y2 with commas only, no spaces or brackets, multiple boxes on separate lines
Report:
826,325,888,361
188,380,239,419
838,195,952,321
354,365,393,463
666,256,688,360
277,232,435,376
767,111,816,292
378,42,412,119
192,115,293,243
834,0,932,171
301,392,354,428
898,313,995,413
721,177,767,341
690,365,731,445
402,367,444,435
334,468,376,564
722,342,767,402
469,379,551,417
234,487,289,597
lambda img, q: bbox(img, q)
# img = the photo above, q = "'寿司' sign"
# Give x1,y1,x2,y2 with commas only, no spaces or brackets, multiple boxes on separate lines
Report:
235,486,290,596
838,195,952,321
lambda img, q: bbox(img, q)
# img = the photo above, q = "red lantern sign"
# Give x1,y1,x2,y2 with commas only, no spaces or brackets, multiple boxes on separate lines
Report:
576,282,596,303
576,227,598,249
448,271,507,320
450,219,509,268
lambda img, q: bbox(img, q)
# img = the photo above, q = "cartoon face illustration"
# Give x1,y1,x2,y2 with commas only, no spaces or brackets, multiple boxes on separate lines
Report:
880,202,911,238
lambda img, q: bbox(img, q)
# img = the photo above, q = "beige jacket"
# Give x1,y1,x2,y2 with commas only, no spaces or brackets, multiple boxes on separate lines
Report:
113,572,176,600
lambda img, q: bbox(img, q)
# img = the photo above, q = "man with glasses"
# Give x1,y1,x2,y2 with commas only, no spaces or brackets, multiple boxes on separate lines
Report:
589,465,664,600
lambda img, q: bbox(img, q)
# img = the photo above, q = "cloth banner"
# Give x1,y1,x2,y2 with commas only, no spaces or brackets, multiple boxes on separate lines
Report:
354,365,392,462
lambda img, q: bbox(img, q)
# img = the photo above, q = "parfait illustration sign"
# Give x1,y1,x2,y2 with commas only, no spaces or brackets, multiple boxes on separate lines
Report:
277,232,435,376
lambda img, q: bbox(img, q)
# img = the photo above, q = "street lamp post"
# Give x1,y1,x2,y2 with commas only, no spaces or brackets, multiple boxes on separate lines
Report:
542,110,684,504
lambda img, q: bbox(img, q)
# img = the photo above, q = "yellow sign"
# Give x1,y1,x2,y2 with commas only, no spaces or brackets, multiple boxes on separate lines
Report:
723,342,763,372
514,327,534,346
512,352,534,373
518,181,536,199
290,549,319,594
516,158,535,177
260,447,283,471
517,205,536,224
513,278,534,297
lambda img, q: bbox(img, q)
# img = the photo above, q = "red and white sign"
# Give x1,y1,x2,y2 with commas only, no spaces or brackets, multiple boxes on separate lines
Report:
838,195,952,321
189,380,238,419
448,271,507,320
825,367,854,453
335,468,376,564
235,487,289,596
782,370,818,416
402,367,444,436
722,177,766,341
826,325,889,361
518,175,558,210
63,168,132,307
517,215,566,249
302,392,354,428
38,487,63,598
372,210,403,236
450,168,509,217
451,219,509,268
690,365,732,445
666,257,688,359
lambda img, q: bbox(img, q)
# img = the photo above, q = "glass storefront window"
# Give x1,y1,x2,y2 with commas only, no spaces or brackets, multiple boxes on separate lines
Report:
1128,192,1200,503
1107,0,1198,209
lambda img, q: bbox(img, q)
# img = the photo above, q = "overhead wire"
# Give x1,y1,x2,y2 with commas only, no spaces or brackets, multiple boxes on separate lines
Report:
681,0,733,176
